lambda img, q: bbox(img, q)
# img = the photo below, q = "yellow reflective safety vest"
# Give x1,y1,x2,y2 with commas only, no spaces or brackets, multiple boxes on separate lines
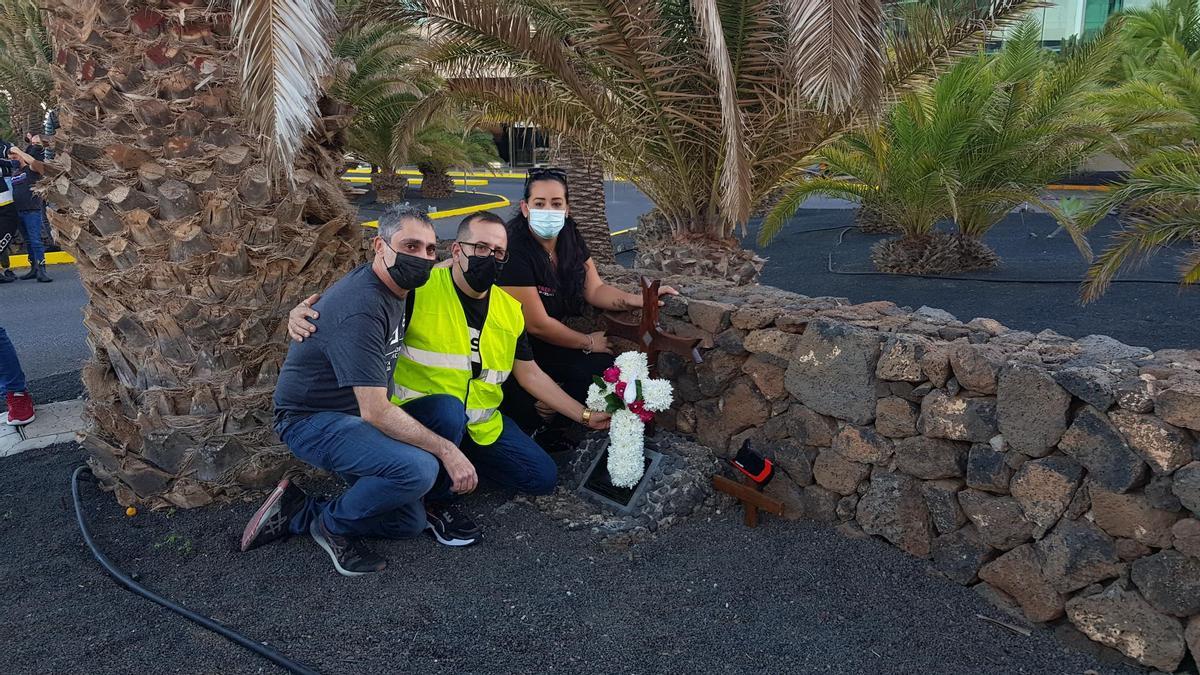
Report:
390,268,524,445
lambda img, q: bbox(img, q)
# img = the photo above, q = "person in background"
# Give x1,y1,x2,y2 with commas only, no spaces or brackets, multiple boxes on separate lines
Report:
11,134,50,282
496,168,677,445
0,325,35,425
0,142,22,284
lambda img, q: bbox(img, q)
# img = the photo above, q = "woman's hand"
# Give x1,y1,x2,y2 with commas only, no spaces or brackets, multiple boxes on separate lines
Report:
288,293,321,341
586,330,613,354
585,411,611,430
655,285,679,307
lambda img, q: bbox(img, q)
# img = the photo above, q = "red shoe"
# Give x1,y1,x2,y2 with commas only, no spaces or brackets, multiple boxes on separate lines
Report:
5,391,35,426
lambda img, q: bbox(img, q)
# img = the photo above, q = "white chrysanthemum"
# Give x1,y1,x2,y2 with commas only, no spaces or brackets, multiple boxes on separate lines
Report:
607,408,646,488
613,351,649,381
586,383,609,410
640,379,674,412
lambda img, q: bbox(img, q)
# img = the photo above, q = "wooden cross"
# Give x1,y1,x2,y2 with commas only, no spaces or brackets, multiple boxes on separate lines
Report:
712,475,786,528
602,276,703,375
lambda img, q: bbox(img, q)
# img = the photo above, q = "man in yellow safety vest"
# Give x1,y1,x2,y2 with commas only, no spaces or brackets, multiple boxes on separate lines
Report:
285,211,611,547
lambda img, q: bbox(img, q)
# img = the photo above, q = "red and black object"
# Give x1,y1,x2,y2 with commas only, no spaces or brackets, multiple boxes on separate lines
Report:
728,439,773,487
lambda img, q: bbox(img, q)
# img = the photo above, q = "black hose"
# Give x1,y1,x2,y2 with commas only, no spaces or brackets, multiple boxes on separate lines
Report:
71,466,322,675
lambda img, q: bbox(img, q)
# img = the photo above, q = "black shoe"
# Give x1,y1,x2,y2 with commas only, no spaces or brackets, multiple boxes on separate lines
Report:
424,501,481,547
310,518,387,577
19,267,36,280
35,263,51,283
0,270,14,284
240,478,306,552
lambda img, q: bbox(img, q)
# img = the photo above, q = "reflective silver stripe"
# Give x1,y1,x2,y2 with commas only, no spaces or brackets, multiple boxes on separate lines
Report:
466,407,497,423
399,344,471,371
392,385,428,401
478,368,511,385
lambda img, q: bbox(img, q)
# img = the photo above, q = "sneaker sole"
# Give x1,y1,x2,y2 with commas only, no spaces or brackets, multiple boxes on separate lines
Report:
6,414,34,426
310,520,378,577
240,479,290,552
425,523,479,547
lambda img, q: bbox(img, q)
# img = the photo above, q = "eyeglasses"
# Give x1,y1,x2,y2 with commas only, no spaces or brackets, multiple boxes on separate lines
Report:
525,166,568,189
458,241,508,262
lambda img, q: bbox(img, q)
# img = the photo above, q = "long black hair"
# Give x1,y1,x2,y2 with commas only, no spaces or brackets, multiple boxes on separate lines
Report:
507,171,591,316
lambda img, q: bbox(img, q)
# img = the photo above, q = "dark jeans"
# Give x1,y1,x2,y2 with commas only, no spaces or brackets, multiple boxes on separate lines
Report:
501,350,614,433
0,326,26,394
278,394,463,539
279,395,556,539
17,210,44,265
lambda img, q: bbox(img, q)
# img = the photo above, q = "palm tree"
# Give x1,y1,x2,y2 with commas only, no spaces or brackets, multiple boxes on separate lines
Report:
333,17,436,202
366,0,1039,283
1074,22,1200,301
762,20,1120,274
0,0,52,136
408,126,499,199
42,0,359,507
1077,147,1200,301
551,136,615,266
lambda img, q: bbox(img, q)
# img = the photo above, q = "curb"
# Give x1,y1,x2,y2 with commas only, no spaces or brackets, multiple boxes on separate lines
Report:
361,191,512,227
341,176,490,186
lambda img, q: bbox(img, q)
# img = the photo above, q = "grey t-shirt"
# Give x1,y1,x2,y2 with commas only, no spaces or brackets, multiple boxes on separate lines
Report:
273,264,406,417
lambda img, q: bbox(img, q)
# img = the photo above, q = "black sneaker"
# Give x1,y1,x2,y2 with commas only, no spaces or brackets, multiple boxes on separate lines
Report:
425,501,481,547
0,270,14,284
310,518,387,577
240,478,306,552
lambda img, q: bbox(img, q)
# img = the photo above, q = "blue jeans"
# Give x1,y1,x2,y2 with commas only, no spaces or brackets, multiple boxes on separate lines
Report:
0,326,26,394
455,414,557,497
278,394,465,539
17,210,43,266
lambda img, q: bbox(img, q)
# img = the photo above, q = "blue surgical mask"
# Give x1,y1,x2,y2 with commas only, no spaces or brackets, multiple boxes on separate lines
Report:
528,209,566,239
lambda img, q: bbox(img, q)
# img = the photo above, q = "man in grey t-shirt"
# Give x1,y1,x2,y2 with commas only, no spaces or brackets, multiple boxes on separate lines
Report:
240,206,478,577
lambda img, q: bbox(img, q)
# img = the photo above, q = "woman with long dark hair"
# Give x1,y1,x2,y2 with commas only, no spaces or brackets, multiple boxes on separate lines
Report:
498,167,676,440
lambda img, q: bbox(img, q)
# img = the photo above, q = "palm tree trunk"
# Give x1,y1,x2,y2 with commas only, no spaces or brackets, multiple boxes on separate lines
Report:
551,137,614,266
373,170,407,204
417,162,455,199
43,1,359,508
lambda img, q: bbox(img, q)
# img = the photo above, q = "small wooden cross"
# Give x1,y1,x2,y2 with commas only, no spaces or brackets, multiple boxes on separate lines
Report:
711,475,786,527
602,276,703,375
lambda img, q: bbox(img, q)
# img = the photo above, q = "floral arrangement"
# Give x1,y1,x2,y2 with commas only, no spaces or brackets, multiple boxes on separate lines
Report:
586,351,674,488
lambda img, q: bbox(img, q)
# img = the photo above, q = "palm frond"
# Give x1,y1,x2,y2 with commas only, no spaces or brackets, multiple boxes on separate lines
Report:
693,0,751,230
759,176,873,245
232,0,337,183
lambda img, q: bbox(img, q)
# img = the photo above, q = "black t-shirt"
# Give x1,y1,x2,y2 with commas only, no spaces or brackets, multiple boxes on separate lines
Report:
498,225,591,362
497,227,591,322
406,283,533,379
274,264,407,417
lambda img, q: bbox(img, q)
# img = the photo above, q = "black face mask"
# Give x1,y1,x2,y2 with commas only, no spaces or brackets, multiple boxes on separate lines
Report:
460,254,503,294
386,249,435,290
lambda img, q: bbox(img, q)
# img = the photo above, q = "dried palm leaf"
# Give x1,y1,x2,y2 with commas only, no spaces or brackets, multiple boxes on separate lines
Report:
232,0,337,183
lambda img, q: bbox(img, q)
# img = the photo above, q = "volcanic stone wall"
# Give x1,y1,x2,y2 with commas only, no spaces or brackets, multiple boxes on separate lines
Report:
603,267,1200,672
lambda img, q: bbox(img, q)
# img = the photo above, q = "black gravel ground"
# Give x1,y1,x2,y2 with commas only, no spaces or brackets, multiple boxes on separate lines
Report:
3,443,1142,675
744,210,1200,351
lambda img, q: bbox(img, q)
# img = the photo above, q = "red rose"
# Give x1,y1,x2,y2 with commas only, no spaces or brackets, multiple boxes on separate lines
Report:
615,381,627,398
602,367,621,383
637,409,655,423
628,400,646,415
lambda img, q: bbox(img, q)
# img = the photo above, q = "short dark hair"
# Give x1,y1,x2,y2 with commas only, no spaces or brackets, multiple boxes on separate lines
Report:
455,210,506,241
379,204,434,242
